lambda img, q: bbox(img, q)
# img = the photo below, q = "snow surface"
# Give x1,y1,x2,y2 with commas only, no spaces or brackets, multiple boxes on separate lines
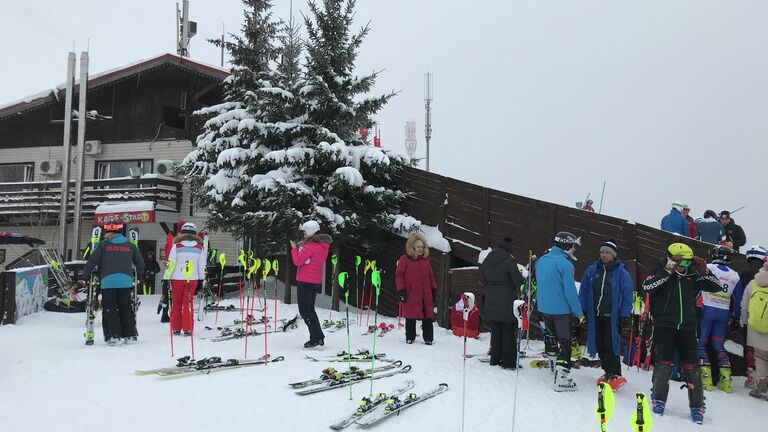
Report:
94,200,155,214
2,285,764,432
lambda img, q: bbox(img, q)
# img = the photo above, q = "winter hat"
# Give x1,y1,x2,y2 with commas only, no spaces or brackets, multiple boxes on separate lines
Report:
181,222,198,234
671,201,684,211
301,220,321,236
703,210,718,219
600,241,618,259
498,237,514,253
719,210,731,219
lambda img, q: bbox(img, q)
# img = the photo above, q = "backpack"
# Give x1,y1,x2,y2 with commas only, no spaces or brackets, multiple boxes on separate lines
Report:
450,295,480,339
748,284,768,333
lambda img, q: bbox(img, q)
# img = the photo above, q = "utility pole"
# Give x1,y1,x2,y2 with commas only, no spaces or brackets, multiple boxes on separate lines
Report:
58,52,76,257
424,71,433,172
176,0,197,58
71,51,89,256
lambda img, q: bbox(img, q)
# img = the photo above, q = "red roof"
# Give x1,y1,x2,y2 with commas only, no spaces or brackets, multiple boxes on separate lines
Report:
0,53,230,120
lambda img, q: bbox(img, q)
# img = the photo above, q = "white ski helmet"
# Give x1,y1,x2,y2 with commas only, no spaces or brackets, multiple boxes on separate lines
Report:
746,245,768,262
181,222,198,234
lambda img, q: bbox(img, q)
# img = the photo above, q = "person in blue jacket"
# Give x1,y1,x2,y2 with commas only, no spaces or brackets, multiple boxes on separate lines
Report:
579,240,633,391
536,231,584,391
660,201,689,236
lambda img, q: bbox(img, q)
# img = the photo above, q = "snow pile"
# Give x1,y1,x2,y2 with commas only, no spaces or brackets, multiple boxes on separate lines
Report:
94,200,155,214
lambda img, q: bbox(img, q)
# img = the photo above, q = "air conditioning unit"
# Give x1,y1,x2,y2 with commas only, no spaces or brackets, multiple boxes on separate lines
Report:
39,160,62,176
84,140,102,155
155,160,177,176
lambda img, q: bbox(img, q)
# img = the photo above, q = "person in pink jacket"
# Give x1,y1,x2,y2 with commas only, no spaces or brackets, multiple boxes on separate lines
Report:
291,220,332,348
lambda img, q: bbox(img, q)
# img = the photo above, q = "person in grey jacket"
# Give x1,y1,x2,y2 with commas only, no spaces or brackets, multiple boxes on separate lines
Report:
480,237,525,369
82,223,144,344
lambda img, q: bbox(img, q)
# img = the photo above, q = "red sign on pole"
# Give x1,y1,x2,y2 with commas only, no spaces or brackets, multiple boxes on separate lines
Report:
373,127,381,147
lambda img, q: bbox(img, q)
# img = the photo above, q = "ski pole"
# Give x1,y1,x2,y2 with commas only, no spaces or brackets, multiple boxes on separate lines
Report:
512,299,525,432
630,392,652,432
238,249,246,322
328,254,338,322
460,293,473,432
338,271,352,400
524,250,533,350
395,259,403,329
272,259,279,337
263,259,272,359
595,381,615,432
365,260,376,327
183,260,195,360
368,270,382,395
165,259,177,357
215,253,226,325
244,258,261,358
355,255,362,327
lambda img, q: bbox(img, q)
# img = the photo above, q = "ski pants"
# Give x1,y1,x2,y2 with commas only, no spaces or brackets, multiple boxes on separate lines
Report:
405,317,434,343
541,313,573,368
170,279,197,332
102,287,136,340
297,282,324,343
697,306,730,366
595,316,622,376
651,326,704,407
490,320,518,368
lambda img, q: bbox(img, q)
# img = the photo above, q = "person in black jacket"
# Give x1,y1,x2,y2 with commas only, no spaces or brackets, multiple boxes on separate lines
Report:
642,243,721,424
719,210,746,252
480,237,525,369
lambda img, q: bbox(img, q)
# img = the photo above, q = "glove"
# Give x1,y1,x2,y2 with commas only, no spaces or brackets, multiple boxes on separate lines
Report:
399,292,407,303
693,256,707,275
664,257,678,273
197,279,204,290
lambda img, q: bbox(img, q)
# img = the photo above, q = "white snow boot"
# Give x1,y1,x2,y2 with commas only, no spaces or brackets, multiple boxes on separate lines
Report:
553,365,578,392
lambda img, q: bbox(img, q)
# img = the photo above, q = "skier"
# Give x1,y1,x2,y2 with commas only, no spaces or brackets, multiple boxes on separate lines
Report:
81,223,144,345
143,250,160,294
479,237,525,368
164,222,206,335
694,210,725,245
718,210,746,252
699,245,741,393
290,220,332,348
660,201,689,236
535,231,584,391
396,233,437,345
641,243,721,424
734,245,768,384
578,240,633,390
740,258,768,399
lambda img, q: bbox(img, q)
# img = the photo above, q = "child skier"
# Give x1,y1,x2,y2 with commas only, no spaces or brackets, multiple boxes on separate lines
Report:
164,222,206,335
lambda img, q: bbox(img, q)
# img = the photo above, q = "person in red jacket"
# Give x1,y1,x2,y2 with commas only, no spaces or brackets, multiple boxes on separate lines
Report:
291,220,332,348
396,233,438,345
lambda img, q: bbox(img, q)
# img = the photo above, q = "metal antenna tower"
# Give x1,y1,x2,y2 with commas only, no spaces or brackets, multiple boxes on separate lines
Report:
424,71,433,171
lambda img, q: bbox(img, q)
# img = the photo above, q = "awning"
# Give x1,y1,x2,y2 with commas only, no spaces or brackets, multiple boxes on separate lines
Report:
94,201,157,225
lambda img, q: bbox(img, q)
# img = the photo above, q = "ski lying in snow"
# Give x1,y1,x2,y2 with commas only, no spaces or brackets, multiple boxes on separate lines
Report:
289,361,403,388
356,383,449,427
135,356,223,375
204,315,284,331
329,380,416,430
157,355,284,379
304,350,387,362
378,324,395,337
208,314,299,342
204,303,264,312
529,358,600,369
323,318,355,330
295,365,412,395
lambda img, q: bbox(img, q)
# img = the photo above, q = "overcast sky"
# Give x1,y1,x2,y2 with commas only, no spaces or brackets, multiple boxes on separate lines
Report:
2,0,766,249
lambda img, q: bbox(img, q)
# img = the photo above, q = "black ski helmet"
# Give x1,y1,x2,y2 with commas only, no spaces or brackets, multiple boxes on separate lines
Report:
554,231,581,251
709,245,734,265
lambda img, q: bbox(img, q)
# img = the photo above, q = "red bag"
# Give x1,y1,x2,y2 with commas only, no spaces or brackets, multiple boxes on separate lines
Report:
451,296,480,339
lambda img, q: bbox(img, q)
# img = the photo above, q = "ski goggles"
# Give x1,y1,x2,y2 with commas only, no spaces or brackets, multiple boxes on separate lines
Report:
677,259,693,268
104,223,124,232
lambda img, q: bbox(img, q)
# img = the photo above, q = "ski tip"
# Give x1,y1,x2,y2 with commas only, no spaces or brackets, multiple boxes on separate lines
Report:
439,383,449,389
401,365,412,373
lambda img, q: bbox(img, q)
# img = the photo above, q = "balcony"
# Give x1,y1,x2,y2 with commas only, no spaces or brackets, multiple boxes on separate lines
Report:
0,175,182,226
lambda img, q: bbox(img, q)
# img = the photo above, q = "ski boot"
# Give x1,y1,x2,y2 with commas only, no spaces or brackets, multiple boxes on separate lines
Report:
107,338,119,346
717,367,732,393
570,337,582,360
745,367,755,387
690,406,704,425
607,375,627,391
651,397,665,416
553,364,578,392
749,377,768,400
700,365,713,391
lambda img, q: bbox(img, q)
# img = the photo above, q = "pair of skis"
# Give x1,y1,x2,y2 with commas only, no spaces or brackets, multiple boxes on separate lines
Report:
304,349,387,363
135,354,283,379
361,322,395,337
294,364,411,395
596,382,652,432
288,361,403,388
207,314,299,342
352,383,449,428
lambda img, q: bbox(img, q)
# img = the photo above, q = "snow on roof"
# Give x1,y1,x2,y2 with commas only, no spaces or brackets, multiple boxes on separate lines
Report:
94,200,155,214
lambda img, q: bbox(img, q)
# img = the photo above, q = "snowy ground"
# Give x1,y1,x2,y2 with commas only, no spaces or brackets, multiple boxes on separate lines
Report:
1,290,767,432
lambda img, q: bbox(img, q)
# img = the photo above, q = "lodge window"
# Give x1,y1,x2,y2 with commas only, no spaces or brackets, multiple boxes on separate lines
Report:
163,106,186,130
96,160,153,180
0,163,34,183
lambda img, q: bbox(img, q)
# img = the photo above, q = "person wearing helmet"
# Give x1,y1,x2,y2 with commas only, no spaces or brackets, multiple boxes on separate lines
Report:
291,220,332,348
718,210,746,252
642,243,721,424
582,199,595,213
698,245,741,393
82,223,145,345
535,231,584,391
695,210,726,245
660,201,689,236
164,222,206,335
734,245,768,384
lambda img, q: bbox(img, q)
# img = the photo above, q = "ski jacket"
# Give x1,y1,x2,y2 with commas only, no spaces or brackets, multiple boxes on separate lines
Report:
685,215,696,238
642,266,721,331
535,246,583,317
741,266,768,351
703,263,741,311
82,233,144,289
164,233,206,281
735,260,764,320
395,234,437,319
722,219,747,252
291,233,332,284
660,209,688,236
579,259,633,356
480,247,525,323
695,217,725,244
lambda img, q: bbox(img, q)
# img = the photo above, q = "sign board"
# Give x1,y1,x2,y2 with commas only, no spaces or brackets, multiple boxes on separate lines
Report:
95,210,156,225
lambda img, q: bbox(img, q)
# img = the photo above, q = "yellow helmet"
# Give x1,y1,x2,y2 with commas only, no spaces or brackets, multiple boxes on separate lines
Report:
667,243,694,260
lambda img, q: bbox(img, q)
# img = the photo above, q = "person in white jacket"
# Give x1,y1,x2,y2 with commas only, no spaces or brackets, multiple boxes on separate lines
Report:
164,222,207,335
